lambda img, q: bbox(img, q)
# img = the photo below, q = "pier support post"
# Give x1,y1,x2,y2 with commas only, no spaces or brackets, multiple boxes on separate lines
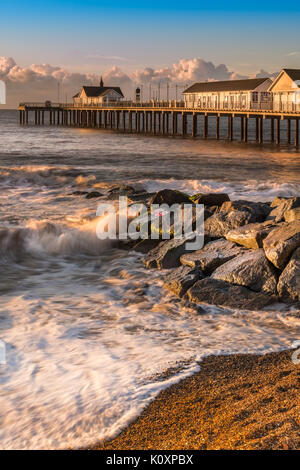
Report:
228,115,233,141
276,118,280,144
295,119,299,147
244,116,248,143
241,116,244,141
271,118,274,142
287,119,291,144
129,111,132,132
259,117,263,144
203,115,208,138
216,116,219,139
172,112,176,135
181,113,186,137
192,114,197,138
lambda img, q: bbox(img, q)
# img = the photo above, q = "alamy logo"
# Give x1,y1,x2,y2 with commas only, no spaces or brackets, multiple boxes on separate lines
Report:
0,340,6,365
0,80,6,104
96,197,205,250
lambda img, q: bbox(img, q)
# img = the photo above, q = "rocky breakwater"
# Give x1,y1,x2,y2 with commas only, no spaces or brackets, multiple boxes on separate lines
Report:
135,190,300,312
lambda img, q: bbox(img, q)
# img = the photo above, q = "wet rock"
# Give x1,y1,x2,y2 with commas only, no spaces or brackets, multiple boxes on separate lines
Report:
163,265,203,297
132,238,162,254
86,191,104,199
267,197,300,223
143,236,196,269
277,248,300,301
226,221,278,249
270,196,288,208
284,207,300,222
220,200,271,221
185,278,275,311
72,190,88,196
149,189,192,206
211,249,278,295
107,185,141,199
180,239,245,274
263,221,300,270
128,192,156,203
205,210,253,238
190,193,230,206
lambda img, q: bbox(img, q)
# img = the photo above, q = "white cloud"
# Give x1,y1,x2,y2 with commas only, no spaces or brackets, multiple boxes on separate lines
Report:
287,51,299,57
0,56,276,107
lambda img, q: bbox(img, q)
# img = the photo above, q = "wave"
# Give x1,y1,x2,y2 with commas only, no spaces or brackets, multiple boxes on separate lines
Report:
0,165,96,189
0,218,114,262
141,178,300,202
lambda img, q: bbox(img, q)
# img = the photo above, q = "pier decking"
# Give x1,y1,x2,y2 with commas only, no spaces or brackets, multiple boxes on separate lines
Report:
18,102,300,146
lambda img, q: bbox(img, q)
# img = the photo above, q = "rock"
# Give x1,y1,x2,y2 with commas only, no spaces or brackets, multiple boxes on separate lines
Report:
211,249,278,294
185,278,275,311
277,248,300,301
149,189,192,206
267,197,300,222
190,193,230,206
86,191,103,199
270,197,288,208
163,265,203,297
107,185,140,199
128,192,155,203
226,221,278,249
284,207,300,222
132,238,162,254
263,221,300,270
205,210,253,238
143,236,196,269
72,190,88,196
180,239,245,274
220,200,271,221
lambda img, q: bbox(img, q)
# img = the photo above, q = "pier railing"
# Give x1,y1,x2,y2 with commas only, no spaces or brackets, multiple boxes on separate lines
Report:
19,100,300,113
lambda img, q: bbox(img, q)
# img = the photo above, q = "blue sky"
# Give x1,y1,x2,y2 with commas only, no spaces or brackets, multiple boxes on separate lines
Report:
1,1,300,75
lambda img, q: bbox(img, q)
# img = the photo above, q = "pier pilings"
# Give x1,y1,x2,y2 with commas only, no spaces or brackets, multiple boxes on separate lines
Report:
18,105,300,147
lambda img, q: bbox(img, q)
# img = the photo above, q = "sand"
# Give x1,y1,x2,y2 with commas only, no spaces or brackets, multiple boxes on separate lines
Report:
94,350,299,450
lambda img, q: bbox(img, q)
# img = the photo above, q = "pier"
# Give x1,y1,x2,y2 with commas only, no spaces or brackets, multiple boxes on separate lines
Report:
18,102,300,147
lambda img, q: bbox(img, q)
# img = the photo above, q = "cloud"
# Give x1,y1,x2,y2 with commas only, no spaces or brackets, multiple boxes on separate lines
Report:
252,69,278,79
87,55,128,61
0,56,276,107
287,51,299,57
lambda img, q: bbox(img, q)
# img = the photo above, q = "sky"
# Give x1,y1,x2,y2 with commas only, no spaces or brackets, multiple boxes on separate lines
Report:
1,1,300,107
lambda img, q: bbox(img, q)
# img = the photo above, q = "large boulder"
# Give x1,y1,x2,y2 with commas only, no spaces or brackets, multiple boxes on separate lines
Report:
205,200,271,239
143,236,197,269
163,265,203,297
284,207,300,222
149,189,192,206
185,278,275,311
225,221,278,249
191,193,230,206
263,221,300,270
211,249,278,295
267,197,300,223
205,210,253,238
220,200,271,220
277,248,300,301
180,239,245,274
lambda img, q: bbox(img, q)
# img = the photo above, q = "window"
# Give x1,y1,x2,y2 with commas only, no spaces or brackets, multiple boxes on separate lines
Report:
252,92,258,103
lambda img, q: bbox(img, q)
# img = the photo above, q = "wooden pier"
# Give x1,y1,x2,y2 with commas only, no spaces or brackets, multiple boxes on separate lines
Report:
18,103,300,147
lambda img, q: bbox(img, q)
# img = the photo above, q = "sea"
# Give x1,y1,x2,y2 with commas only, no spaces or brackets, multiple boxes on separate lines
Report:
0,109,299,449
